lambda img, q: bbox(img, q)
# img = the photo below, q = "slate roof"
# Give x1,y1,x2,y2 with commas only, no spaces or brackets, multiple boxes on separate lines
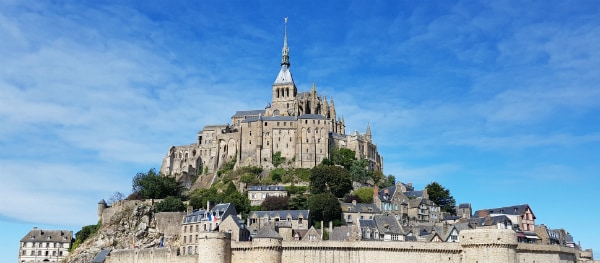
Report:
340,202,381,213
468,215,513,227
404,190,424,198
359,219,376,229
254,225,283,239
92,249,111,263
373,215,403,234
473,204,533,217
183,203,236,224
274,65,294,84
232,110,266,118
378,186,396,202
298,114,327,120
458,203,471,209
248,185,286,191
20,228,73,243
241,116,298,123
249,210,310,220
329,226,352,241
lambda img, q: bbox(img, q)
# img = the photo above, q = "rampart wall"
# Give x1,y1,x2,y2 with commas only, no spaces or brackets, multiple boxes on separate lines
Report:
103,230,596,263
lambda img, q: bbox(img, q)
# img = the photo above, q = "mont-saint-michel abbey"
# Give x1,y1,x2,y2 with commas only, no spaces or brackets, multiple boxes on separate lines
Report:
18,21,597,263
160,21,383,182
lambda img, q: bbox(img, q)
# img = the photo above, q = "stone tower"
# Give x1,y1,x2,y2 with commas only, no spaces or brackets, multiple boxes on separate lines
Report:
97,199,107,222
197,232,232,263
271,18,297,117
460,229,518,263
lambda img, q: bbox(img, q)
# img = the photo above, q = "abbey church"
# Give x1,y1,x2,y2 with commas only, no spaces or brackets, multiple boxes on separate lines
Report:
160,22,383,180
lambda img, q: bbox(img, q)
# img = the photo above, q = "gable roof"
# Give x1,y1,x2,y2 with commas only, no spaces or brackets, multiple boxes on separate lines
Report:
183,203,237,224
473,204,534,218
20,228,73,243
373,215,403,235
340,202,381,213
254,225,283,239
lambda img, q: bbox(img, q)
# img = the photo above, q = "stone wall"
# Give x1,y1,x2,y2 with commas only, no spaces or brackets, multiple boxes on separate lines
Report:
155,212,185,237
102,229,596,263
107,248,195,263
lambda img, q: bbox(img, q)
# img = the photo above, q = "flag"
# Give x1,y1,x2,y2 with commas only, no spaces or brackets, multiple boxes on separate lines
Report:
213,213,218,222
207,213,213,221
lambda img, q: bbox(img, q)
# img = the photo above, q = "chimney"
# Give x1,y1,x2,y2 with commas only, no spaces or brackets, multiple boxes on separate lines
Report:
373,185,379,197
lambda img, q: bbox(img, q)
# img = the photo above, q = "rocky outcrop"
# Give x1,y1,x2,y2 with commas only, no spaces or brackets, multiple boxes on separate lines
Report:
67,202,183,263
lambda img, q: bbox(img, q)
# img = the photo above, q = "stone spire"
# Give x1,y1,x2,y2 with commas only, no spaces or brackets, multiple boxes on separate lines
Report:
366,123,372,142
274,18,294,84
281,17,290,67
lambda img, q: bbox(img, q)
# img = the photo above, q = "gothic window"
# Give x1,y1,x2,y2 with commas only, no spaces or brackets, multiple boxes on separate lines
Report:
290,138,292,142
250,131,252,136
307,128,310,133
266,141,269,146
286,88,289,97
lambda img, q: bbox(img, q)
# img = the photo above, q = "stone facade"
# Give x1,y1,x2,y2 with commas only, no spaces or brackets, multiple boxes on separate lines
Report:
159,22,383,182
18,227,72,263
101,229,596,263
248,185,288,206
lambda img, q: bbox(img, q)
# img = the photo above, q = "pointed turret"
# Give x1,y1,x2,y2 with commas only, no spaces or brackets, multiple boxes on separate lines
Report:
366,123,372,142
281,17,290,67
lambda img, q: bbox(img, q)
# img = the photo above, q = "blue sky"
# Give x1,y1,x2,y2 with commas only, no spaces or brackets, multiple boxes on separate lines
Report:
1,0,599,260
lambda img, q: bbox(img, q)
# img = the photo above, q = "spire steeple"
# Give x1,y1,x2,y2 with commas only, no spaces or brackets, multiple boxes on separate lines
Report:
281,17,290,67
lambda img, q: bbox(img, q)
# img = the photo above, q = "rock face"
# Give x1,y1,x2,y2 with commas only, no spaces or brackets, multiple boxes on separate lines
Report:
67,201,183,263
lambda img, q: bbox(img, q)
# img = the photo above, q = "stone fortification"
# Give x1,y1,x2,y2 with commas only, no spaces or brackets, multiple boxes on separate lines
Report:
100,228,595,263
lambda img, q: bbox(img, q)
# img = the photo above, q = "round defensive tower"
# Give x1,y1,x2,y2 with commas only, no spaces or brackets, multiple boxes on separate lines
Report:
97,199,107,222
197,232,231,263
460,229,518,263
252,226,283,263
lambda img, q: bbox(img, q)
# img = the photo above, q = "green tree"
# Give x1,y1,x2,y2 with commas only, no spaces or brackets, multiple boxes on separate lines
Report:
310,165,352,198
425,182,457,215
261,196,289,211
288,195,308,210
330,148,356,169
308,193,342,223
70,222,100,252
272,151,286,168
270,168,286,182
131,168,184,203
353,187,374,203
349,158,369,183
155,196,186,212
